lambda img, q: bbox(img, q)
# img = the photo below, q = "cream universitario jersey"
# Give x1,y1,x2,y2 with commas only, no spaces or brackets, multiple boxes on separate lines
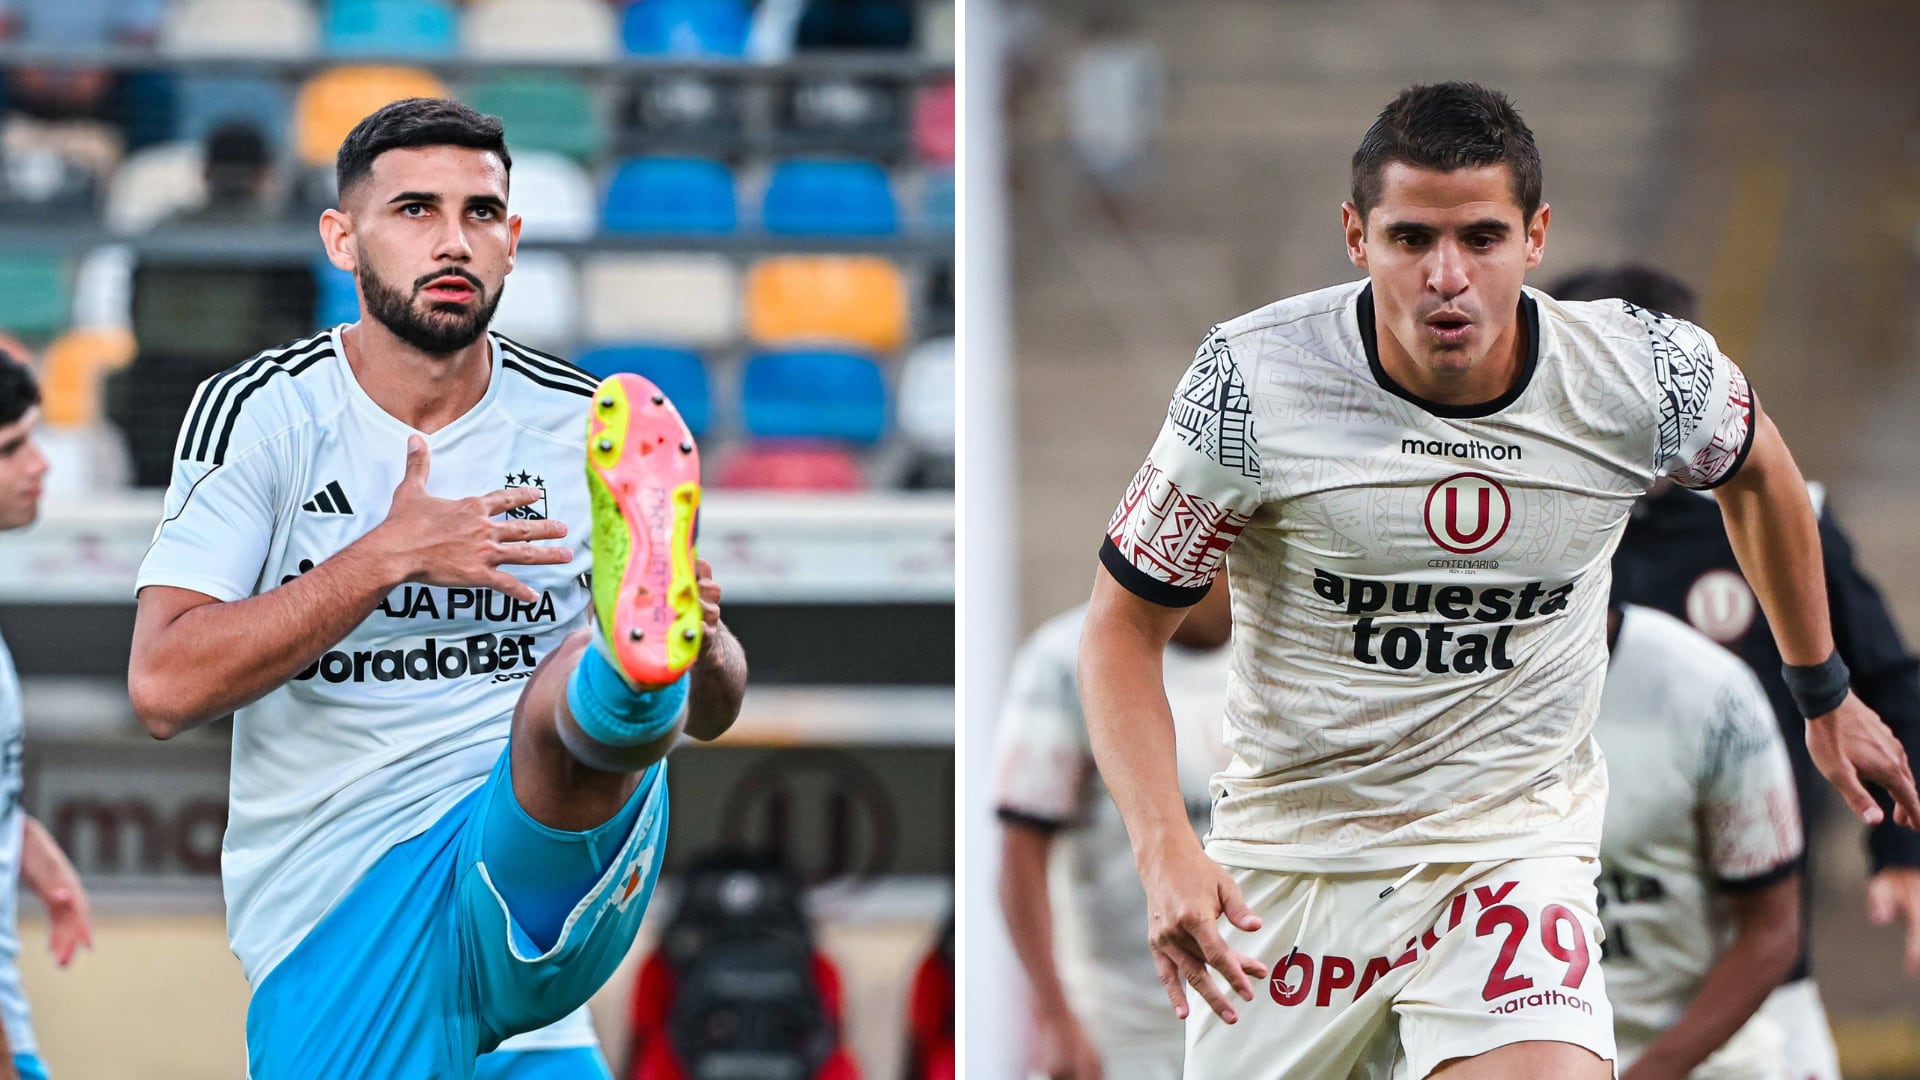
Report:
1597,605,1800,1078
992,605,1234,1045
0,630,35,1058
135,327,605,1051
1102,280,1756,870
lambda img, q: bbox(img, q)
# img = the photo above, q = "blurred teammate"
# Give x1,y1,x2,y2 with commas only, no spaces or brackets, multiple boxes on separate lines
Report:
1080,81,1919,1080
0,352,99,1080
126,100,747,1079
995,581,1231,1080
1552,263,1920,1080
1597,596,1802,1080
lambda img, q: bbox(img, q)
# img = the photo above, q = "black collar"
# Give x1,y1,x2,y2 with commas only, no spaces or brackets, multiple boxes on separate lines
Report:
1356,283,1540,419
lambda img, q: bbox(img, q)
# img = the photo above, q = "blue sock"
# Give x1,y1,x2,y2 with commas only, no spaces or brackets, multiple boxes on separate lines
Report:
565,645,689,749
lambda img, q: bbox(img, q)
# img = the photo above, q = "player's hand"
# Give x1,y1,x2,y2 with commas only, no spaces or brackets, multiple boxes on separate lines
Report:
1806,694,1920,829
41,883,91,967
1867,866,1920,976
1141,840,1267,1024
694,557,723,654
1030,1009,1104,1080
376,436,571,603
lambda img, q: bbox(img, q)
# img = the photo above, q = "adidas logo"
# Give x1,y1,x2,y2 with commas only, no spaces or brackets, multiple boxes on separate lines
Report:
302,481,355,515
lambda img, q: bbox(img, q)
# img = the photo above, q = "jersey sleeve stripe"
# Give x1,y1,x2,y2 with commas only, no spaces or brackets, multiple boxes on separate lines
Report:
497,338,599,393
995,807,1069,833
190,335,333,462
1714,852,1802,894
207,343,333,465
1682,386,1760,492
183,331,331,461
1099,536,1212,608
503,357,596,398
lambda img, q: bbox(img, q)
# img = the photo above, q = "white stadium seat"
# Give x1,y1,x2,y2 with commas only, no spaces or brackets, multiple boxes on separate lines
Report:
507,152,597,243
104,143,206,234
579,254,738,346
162,0,319,58
897,336,954,449
491,251,579,354
462,0,618,61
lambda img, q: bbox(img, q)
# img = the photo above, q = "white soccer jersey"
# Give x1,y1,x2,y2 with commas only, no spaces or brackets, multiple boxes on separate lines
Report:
1102,280,1756,871
992,605,1234,1047
135,327,602,1000
0,631,34,1057
1597,606,1801,1076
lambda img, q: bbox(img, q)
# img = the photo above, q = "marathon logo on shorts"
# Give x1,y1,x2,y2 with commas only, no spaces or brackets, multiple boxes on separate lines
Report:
295,632,540,684
1487,988,1593,1016
1311,568,1576,674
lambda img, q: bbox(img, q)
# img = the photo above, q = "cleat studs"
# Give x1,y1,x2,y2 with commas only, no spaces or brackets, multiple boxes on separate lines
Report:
682,628,698,641
651,394,664,405
629,628,645,641
679,441,693,453
598,438,614,452
598,395,614,409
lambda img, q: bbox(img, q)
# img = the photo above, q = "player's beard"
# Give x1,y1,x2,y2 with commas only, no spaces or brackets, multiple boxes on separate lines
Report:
358,259,503,356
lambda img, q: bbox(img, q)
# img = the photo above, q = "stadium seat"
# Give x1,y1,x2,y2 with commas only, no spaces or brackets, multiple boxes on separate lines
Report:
508,152,597,242
918,1,954,61
72,245,135,331
911,81,955,165
897,337,953,449
920,169,954,232
740,351,885,444
622,0,750,56
176,77,295,149
162,0,320,57
104,143,207,234
762,160,899,236
313,259,361,328
579,254,737,346
602,158,737,234
715,444,865,492
295,67,452,167
744,256,908,353
573,346,710,436
775,77,903,157
466,75,602,164
794,0,913,49
0,254,70,341
463,0,619,61
490,251,578,353
325,0,458,57
40,329,136,427
614,74,745,156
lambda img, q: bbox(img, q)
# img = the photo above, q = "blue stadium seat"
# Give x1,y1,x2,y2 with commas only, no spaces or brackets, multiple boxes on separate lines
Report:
921,169,954,232
622,0,749,56
741,351,885,444
574,345,711,436
176,77,294,148
325,0,457,56
603,158,737,234
762,160,898,236
314,258,360,328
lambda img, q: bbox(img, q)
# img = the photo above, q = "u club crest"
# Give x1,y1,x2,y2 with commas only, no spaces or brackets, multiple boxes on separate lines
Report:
1423,472,1510,555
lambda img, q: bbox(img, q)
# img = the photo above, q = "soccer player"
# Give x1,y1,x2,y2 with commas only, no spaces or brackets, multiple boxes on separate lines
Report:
1554,263,1920,1080
1596,596,1802,1080
126,99,748,1079
0,350,99,1080
995,580,1231,1080
1079,81,1920,1080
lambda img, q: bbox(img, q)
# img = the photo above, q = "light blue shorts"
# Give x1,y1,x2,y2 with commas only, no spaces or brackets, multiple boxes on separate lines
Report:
15,1052,47,1080
245,752,668,1079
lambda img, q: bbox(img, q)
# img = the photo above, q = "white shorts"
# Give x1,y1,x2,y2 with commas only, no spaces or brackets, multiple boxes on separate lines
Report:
1186,856,1617,1080
1758,979,1841,1080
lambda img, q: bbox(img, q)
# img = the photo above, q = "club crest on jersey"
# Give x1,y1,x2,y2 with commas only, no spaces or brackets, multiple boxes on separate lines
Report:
1424,472,1510,555
504,471,547,521
1685,569,1756,644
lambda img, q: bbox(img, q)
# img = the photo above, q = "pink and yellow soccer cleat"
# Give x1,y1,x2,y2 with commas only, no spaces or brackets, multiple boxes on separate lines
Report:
586,374,702,688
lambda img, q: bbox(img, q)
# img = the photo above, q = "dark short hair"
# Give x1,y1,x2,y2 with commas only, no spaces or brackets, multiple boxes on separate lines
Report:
0,349,38,429
1351,82,1543,225
335,97,511,203
1544,264,1699,321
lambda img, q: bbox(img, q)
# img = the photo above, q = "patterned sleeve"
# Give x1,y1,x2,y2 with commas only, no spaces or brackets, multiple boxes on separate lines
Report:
991,618,1093,829
1099,328,1264,608
1699,661,1804,890
1640,307,1757,490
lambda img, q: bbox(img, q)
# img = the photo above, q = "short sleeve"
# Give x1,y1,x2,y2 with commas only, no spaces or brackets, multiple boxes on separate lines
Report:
991,620,1093,829
136,413,282,604
1698,663,1804,889
1100,328,1264,608
1643,310,1757,490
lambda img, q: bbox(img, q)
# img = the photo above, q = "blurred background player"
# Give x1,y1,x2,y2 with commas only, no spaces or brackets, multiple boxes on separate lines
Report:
1596,592,1803,1080
0,351,96,1080
1551,264,1920,1080
994,579,1230,1080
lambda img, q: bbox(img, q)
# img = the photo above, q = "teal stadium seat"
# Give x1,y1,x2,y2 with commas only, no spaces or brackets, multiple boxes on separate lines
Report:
741,351,885,444
0,254,70,341
762,160,898,236
920,169,953,233
325,0,458,57
573,346,710,436
603,158,737,234
467,75,602,164
621,0,749,56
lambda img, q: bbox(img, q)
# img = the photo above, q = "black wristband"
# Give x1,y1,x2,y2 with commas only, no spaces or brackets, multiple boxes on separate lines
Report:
1782,651,1851,719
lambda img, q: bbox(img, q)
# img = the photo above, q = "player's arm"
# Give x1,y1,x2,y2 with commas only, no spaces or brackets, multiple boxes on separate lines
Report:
1714,410,1920,827
1623,874,1798,1080
130,436,566,738
19,815,89,966
998,819,1103,1080
682,558,746,742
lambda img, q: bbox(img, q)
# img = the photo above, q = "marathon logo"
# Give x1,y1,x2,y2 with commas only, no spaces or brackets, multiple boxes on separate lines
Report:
295,632,539,684
1311,568,1576,674
1401,437,1523,461
377,584,561,624
1487,989,1593,1016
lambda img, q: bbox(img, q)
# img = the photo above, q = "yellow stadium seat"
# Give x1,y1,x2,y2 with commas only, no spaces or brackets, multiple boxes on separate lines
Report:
294,66,451,167
744,256,908,354
40,329,135,427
